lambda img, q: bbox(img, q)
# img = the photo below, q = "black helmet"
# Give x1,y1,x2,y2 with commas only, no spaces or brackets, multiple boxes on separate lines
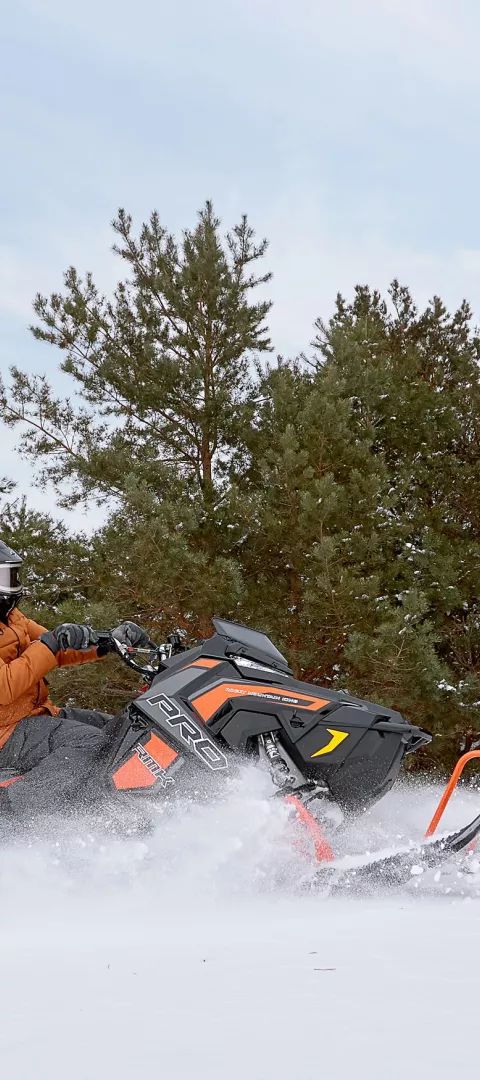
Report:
0,540,23,617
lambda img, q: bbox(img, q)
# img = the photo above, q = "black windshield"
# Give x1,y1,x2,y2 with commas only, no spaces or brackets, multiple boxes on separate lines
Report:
212,618,289,668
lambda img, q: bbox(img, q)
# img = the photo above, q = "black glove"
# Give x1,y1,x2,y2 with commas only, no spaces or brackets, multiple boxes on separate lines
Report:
40,623,99,655
110,621,153,649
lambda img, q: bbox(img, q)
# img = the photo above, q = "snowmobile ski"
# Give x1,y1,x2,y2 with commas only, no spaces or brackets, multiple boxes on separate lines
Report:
316,811,480,890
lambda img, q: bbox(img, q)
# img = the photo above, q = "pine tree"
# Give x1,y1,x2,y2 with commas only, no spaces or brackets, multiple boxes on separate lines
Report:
230,359,387,677
0,202,271,511
311,283,480,761
0,495,138,712
0,201,272,633
5,211,480,764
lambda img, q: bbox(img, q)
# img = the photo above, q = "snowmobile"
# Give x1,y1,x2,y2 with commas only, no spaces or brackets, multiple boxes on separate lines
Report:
1,617,479,887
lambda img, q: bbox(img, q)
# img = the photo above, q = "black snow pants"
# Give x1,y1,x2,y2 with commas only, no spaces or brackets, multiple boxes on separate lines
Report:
0,707,113,813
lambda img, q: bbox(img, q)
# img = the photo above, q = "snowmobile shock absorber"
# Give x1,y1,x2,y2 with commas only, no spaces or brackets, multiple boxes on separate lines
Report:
258,734,335,863
259,732,297,790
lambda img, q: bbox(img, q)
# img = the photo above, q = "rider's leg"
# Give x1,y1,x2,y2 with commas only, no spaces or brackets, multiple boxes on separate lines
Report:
0,713,107,813
59,706,113,730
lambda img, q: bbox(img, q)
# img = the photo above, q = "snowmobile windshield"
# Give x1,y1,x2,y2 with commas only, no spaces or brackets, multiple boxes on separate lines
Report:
212,618,289,668
0,564,22,594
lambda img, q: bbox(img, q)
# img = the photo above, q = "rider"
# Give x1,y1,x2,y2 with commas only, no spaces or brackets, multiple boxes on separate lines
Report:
0,538,151,814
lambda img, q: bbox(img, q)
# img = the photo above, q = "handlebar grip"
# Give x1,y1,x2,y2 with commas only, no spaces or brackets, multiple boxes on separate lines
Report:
93,631,115,657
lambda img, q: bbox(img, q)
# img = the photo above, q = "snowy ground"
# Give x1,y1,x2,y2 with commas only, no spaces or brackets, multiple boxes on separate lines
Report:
0,770,479,1080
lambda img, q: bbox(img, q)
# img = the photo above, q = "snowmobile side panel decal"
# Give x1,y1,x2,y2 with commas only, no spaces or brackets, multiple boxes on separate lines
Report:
191,683,330,722
145,732,179,769
188,659,222,669
113,733,178,790
311,729,350,757
148,693,229,770
113,751,156,790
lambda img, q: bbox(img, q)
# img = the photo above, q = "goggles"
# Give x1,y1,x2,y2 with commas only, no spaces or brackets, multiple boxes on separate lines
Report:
0,563,22,594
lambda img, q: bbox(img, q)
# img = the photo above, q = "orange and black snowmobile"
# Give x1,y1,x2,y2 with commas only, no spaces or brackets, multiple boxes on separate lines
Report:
1,618,479,886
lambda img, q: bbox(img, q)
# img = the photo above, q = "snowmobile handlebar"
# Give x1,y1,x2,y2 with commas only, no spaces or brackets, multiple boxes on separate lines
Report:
95,629,187,679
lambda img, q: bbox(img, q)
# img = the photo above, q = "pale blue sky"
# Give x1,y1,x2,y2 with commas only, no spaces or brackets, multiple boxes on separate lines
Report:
2,0,480,527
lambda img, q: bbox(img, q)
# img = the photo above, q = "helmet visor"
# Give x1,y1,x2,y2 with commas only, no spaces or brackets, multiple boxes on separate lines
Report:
0,564,22,594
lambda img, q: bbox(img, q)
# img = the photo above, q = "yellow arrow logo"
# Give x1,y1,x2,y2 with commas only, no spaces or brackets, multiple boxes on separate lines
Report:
311,728,349,757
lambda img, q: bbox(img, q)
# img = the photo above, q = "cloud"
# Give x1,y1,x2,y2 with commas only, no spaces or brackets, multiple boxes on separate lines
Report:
0,249,41,322
3,0,480,529
264,192,480,357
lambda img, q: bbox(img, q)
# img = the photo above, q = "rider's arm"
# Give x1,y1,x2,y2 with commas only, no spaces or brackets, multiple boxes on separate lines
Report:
0,643,58,707
24,618,48,640
55,647,103,668
25,619,104,668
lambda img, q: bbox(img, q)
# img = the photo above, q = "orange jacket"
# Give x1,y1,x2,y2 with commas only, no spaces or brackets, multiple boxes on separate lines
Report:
0,608,101,750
